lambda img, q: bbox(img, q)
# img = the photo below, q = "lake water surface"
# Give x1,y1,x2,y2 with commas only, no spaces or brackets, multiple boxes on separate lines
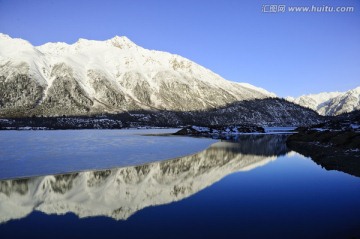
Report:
0,129,359,239
0,129,215,179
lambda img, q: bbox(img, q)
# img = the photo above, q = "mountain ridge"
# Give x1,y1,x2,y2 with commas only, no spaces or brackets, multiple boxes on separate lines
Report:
0,34,322,126
286,86,360,116
0,34,276,115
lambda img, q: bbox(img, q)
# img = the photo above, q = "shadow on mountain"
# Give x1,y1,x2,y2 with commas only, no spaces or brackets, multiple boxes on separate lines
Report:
0,139,284,223
0,98,323,129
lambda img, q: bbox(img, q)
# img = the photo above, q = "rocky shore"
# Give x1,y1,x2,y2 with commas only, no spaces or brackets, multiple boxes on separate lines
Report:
286,111,360,177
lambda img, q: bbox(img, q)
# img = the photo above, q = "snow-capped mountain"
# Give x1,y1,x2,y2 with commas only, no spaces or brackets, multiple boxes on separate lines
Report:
286,87,360,116
0,136,290,223
0,33,274,116
0,34,323,126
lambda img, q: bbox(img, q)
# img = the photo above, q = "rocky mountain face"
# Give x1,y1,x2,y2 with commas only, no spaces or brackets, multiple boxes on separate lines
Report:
0,136,290,223
0,98,322,129
286,86,360,116
0,34,322,126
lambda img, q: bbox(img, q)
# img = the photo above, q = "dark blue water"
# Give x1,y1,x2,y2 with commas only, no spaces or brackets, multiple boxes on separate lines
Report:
0,132,359,239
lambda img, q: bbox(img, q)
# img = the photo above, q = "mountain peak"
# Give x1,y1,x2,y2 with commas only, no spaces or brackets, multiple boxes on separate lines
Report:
67,37,137,51
74,37,98,46
110,35,130,41
348,86,360,94
107,35,137,49
0,33,11,40
0,33,32,46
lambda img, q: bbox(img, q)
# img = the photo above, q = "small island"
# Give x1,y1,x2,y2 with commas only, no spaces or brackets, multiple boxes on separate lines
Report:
173,125,265,138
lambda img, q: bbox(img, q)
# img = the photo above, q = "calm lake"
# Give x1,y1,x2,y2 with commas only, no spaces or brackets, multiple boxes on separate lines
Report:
0,129,359,239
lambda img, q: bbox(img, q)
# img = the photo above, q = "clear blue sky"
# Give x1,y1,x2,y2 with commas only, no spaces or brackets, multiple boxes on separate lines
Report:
0,0,359,97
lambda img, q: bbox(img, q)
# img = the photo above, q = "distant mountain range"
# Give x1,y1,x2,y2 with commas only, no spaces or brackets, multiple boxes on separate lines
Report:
0,34,328,126
286,87,360,116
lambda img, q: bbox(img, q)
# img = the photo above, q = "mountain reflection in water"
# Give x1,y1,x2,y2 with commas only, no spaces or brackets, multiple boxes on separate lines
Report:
0,135,289,223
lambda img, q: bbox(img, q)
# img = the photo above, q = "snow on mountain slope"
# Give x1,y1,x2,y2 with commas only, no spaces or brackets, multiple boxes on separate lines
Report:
0,34,275,116
319,87,360,116
286,92,342,113
0,137,288,223
286,87,360,116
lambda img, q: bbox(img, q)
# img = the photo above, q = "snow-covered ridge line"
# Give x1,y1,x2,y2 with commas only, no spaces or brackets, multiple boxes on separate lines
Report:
1,33,270,93
0,33,323,126
0,33,279,117
286,86,360,116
